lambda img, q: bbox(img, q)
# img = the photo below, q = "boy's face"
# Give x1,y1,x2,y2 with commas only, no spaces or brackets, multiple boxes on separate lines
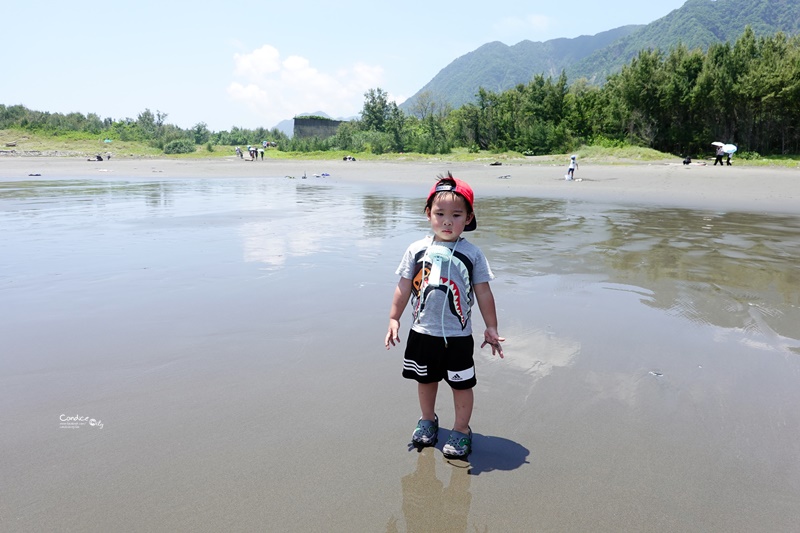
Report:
426,194,473,242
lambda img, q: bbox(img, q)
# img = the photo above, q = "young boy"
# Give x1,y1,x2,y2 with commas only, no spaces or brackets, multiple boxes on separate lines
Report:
385,173,504,459
566,154,578,180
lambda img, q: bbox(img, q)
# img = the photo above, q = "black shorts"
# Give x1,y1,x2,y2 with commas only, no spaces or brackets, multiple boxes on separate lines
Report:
402,330,476,390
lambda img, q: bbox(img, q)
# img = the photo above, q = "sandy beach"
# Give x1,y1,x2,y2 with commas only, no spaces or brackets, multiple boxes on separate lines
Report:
2,156,799,532
2,155,799,214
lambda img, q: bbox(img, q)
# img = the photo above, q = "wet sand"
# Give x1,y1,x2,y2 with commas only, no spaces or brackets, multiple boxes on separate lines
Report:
3,155,799,215
1,157,800,532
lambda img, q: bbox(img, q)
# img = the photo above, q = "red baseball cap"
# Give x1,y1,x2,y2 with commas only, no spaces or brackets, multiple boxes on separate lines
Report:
427,177,477,231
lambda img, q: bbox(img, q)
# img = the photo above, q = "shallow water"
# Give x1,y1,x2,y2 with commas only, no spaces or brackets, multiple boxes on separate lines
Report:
2,176,799,532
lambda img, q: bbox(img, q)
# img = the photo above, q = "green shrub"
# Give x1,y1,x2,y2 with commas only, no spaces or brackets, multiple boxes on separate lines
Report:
163,138,196,154
590,135,626,148
736,151,760,160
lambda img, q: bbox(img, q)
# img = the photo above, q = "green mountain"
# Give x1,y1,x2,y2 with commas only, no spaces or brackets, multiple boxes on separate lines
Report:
569,0,800,82
400,25,642,112
401,0,800,112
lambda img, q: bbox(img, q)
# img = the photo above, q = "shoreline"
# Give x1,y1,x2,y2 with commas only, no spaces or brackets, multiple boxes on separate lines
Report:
2,156,798,215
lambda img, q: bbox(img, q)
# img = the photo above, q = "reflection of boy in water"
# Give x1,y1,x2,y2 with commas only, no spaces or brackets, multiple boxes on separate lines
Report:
398,450,471,532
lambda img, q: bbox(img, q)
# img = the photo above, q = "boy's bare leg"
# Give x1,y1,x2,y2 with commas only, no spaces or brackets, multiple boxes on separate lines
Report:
452,388,474,433
418,382,438,421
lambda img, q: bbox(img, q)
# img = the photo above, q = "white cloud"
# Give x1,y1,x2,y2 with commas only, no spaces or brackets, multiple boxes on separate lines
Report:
389,92,408,106
233,45,281,77
227,45,384,126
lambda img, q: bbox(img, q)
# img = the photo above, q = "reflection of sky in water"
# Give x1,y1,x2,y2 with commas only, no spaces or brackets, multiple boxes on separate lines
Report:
3,176,799,531
238,183,368,268
2,177,799,357
497,323,581,379
473,197,800,350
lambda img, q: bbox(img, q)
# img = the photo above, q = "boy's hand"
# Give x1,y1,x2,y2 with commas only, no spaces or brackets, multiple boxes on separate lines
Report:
385,319,401,349
481,327,505,358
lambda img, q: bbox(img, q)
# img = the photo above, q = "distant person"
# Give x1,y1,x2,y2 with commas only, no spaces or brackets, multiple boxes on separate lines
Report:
106,152,112,161
385,173,504,460
259,148,264,160
726,152,732,166
714,145,725,166
566,154,578,180
235,146,242,158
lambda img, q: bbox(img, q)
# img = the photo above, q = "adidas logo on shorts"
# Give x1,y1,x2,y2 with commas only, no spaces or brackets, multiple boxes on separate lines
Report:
448,367,474,382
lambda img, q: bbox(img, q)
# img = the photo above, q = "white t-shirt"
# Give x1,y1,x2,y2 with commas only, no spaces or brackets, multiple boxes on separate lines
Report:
396,235,494,337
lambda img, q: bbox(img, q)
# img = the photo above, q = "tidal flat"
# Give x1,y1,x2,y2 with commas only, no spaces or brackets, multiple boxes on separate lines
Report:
1,159,799,532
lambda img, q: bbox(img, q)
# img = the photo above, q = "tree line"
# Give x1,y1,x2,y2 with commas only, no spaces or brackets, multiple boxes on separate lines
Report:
342,27,800,158
0,106,290,154
3,27,799,158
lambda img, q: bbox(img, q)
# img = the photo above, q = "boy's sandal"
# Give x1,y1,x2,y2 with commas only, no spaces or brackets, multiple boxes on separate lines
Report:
442,427,472,459
411,414,439,446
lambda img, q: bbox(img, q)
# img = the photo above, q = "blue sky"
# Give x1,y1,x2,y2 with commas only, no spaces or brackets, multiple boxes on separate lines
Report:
1,0,687,132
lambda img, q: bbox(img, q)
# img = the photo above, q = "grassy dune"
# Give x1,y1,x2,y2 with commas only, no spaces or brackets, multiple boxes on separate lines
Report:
2,129,798,168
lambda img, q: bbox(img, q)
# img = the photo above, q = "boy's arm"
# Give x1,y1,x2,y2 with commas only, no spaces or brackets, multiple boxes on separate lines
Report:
385,277,413,349
474,281,505,358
